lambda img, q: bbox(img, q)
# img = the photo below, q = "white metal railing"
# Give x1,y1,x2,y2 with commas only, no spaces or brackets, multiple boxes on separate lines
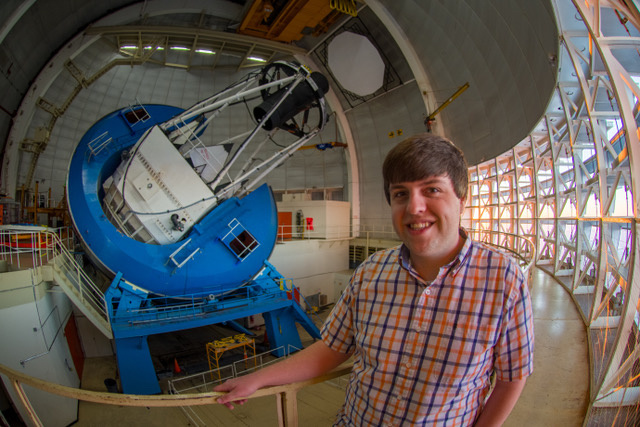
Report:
87,131,113,160
0,226,110,330
0,226,70,269
276,223,397,242
169,345,302,395
51,243,110,327
168,344,304,427
276,223,353,241
344,226,536,272
467,229,535,272
357,224,398,241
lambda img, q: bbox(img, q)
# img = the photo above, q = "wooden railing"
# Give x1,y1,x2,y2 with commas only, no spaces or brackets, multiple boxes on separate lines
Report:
0,362,352,427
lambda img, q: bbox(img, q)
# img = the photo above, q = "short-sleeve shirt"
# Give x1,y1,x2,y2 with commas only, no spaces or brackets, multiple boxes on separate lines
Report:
321,231,534,426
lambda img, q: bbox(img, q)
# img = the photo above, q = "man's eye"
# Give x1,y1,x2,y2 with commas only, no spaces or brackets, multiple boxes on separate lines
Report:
392,191,406,199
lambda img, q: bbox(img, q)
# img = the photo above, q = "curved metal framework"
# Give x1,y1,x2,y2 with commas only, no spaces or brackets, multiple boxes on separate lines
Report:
85,25,307,71
467,1,640,424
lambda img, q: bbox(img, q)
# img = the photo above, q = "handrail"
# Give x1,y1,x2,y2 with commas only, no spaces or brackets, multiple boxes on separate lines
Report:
0,226,71,268
50,236,110,323
0,227,111,331
348,227,536,272
276,223,354,241
467,228,536,272
87,131,113,159
0,361,352,427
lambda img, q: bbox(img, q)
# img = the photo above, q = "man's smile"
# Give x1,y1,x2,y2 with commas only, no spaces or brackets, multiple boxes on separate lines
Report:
408,222,432,231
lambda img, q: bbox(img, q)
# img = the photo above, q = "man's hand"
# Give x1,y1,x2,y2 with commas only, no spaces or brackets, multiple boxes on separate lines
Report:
213,341,351,410
214,376,259,409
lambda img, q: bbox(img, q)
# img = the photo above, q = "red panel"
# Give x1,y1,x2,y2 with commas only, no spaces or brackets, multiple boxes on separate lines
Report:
278,211,292,241
64,313,85,380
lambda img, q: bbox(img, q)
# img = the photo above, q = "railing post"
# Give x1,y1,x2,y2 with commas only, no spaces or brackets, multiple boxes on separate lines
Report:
365,231,370,260
276,390,298,427
11,379,43,427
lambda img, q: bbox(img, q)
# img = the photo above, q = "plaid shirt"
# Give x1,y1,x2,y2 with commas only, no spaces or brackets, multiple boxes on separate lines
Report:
321,231,534,426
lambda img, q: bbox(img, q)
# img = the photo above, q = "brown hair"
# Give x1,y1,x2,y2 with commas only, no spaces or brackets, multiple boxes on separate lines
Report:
382,133,468,203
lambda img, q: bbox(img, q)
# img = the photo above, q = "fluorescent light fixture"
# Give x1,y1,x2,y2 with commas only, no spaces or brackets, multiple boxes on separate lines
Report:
144,46,164,50
248,56,266,62
170,46,189,51
196,49,215,55
121,45,137,50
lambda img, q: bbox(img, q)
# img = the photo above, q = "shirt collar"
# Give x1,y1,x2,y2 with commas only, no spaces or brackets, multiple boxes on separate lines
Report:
398,228,472,282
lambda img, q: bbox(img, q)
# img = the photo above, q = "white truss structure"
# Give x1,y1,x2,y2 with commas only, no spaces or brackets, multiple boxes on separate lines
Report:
467,1,640,424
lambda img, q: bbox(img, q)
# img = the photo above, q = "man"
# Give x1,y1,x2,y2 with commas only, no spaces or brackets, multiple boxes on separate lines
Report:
215,133,534,426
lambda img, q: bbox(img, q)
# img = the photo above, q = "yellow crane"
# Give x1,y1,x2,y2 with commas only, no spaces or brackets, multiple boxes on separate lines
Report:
424,82,469,132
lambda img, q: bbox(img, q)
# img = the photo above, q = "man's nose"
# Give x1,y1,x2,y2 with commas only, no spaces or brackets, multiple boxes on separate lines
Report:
407,193,427,214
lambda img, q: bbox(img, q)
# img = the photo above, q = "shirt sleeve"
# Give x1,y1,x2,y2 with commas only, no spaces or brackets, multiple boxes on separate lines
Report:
320,267,361,355
494,261,535,382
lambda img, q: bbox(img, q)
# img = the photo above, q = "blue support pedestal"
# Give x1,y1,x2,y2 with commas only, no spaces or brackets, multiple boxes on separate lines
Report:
114,336,161,395
263,307,304,357
105,262,321,395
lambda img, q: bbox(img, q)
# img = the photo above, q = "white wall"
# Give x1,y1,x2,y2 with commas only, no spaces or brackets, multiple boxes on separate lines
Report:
270,239,350,305
270,199,353,306
0,268,79,427
75,314,113,358
277,199,351,239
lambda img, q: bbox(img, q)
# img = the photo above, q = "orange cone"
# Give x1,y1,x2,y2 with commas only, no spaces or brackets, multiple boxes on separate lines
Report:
173,358,181,374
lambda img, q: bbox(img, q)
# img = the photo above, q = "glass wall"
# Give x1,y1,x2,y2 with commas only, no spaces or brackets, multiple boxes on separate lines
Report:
466,1,640,424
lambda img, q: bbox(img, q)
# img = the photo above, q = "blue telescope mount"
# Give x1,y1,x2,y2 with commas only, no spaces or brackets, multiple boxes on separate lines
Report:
67,62,328,394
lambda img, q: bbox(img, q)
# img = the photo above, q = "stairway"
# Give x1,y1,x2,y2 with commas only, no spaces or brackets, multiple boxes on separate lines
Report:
0,227,113,340
49,256,112,339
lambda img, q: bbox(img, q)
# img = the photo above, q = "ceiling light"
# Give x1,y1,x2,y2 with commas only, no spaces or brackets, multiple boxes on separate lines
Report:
248,56,266,62
196,49,215,55
120,45,137,50
170,46,189,51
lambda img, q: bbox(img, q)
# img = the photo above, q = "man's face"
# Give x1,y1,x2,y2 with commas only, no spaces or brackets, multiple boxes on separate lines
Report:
389,175,465,267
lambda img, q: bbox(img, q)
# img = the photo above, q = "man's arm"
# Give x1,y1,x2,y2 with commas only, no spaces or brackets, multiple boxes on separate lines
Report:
473,378,527,426
214,340,351,409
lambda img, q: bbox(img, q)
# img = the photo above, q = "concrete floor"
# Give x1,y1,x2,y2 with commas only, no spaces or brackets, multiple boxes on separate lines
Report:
504,268,589,427
71,267,589,426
